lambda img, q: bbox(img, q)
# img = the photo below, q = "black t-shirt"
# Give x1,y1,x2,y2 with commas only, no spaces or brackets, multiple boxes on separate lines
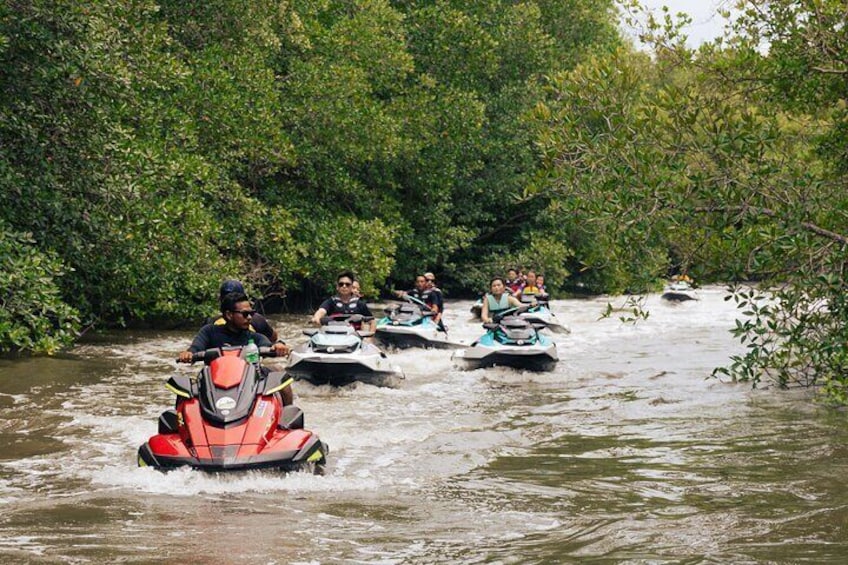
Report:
429,287,444,313
318,296,373,318
188,324,272,353
405,288,443,313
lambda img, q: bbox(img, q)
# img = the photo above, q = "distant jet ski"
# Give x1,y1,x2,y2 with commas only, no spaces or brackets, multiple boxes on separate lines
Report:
661,278,699,302
470,297,483,319
376,295,462,350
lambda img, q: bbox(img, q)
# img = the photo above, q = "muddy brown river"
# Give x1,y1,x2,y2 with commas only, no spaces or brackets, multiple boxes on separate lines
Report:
2,287,847,563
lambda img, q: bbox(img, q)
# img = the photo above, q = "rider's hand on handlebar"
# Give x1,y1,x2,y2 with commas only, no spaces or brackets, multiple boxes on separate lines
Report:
177,350,193,363
272,342,291,357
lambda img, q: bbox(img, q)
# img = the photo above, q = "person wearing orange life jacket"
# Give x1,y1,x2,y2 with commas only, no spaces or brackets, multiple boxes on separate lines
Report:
518,270,543,300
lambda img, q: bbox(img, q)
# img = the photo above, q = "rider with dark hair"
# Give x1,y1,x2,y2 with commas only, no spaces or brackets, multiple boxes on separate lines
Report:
205,279,278,342
481,277,525,324
505,268,523,295
179,292,293,404
311,271,375,332
394,274,444,328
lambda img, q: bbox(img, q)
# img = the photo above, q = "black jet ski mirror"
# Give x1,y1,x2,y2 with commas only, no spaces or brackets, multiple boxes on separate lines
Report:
262,371,293,395
278,405,305,430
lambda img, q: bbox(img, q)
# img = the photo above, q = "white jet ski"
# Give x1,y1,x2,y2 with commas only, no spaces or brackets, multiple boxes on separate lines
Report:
661,279,699,302
286,316,404,387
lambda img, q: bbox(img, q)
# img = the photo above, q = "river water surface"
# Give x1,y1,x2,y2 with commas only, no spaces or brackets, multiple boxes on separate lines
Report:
2,287,848,563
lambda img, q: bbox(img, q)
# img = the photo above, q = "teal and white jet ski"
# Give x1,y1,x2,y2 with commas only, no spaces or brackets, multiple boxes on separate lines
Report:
452,307,559,372
375,296,461,350
517,295,570,334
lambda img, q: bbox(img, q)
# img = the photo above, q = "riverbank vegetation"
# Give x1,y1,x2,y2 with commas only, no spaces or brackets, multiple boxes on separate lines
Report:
1,1,846,402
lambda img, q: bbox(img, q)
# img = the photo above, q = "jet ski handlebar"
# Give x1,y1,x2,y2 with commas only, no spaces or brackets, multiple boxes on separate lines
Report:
177,345,277,364
492,304,533,323
320,314,373,325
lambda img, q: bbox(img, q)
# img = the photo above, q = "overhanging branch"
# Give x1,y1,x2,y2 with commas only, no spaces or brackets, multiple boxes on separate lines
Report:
693,205,848,245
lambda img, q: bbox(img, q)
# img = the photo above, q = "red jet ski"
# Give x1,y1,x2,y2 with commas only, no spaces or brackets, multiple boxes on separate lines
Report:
138,345,327,473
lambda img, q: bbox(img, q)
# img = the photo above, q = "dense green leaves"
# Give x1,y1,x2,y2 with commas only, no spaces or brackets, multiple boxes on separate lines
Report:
0,221,79,353
7,0,844,411
0,0,621,353
526,1,848,402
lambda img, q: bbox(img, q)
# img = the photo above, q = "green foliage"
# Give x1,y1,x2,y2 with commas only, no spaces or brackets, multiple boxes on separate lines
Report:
715,275,848,402
525,1,848,403
291,213,397,297
0,223,80,353
0,0,625,353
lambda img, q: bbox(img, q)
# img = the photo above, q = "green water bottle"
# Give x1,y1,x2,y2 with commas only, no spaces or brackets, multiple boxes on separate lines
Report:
244,338,260,364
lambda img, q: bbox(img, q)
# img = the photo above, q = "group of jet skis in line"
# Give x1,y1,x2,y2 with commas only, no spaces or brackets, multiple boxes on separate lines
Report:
137,272,568,474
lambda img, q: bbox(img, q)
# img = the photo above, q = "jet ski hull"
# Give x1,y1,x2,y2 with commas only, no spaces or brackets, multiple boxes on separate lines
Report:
453,312,559,372
453,343,559,372
661,291,698,301
287,321,404,387
375,325,462,350
286,349,403,387
138,432,327,473
286,359,403,387
662,281,698,302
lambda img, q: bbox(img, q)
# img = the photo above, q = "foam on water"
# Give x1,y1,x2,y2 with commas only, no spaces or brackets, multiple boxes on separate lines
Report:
11,288,845,563
5,287,750,503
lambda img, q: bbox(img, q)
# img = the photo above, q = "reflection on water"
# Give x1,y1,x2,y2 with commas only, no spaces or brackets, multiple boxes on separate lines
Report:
2,287,848,562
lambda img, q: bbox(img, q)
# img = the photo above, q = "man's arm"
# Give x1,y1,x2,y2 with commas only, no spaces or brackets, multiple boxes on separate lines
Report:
251,331,290,357
432,294,444,322
358,303,376,332
179,325,213,362
252,314,278,342
311,307,328,325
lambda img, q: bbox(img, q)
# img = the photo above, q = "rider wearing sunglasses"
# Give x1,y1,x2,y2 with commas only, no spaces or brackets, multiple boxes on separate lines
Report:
311,271,375,332
203,279,279,343
178,292,293,405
